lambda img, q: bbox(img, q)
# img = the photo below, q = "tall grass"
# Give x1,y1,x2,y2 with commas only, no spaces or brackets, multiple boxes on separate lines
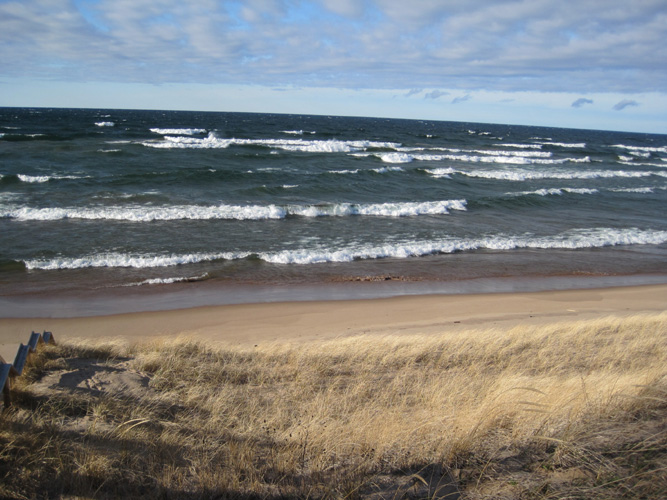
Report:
1,313,665,498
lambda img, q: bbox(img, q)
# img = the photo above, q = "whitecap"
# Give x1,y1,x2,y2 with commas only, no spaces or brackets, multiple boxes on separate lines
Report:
150,128,207,135
123,273,211,286
500,143,543,149
608,187,654,193
377,153,413,163
437,168,649,181
537,141,586,148
141,134,402,153
17,174,50,183
612,144,667,154
25,252,249,270
259,228,667,265
509,188,599,197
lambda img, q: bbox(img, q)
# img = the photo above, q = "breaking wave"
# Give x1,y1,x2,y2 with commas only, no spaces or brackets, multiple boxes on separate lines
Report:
23,228,667,270
2,199,467,222
141,133,401,153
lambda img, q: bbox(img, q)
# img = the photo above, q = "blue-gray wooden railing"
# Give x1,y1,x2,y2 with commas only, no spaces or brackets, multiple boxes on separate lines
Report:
1,331,56,407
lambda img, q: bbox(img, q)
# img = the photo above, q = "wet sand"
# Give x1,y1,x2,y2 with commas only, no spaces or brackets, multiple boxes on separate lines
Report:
1,284,665,361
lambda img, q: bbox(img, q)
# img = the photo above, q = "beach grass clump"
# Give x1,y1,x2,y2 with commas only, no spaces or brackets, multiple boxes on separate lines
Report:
0,313,665,499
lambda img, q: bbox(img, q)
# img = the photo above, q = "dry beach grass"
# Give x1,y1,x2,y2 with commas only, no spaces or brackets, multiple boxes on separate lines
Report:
1,312,666,499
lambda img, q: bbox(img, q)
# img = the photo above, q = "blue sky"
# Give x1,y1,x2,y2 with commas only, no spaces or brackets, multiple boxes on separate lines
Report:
1,0,666,133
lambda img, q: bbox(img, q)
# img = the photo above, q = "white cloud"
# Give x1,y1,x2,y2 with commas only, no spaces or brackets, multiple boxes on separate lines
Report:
0,1,665,132
1,0,665,93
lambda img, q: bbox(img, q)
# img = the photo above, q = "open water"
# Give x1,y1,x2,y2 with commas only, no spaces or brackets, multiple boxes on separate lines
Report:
1,107,666,305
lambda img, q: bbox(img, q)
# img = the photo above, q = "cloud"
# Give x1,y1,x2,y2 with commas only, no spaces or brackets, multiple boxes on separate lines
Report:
0,0,665,97
424,90,448,99
452,94,472,104
571,98,594,108
613,99,640,111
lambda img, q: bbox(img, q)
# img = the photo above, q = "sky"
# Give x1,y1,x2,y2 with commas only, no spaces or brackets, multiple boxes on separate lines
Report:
1,0,666,134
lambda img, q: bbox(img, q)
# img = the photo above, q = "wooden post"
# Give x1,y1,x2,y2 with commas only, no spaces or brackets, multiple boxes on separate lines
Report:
3,332,58,407
28,331,42,352
13,344,29,376
43,331,56,345
1,364,12,407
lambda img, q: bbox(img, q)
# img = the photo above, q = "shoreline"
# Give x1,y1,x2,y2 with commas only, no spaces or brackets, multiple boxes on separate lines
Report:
1,271,666,319
1,282,665,362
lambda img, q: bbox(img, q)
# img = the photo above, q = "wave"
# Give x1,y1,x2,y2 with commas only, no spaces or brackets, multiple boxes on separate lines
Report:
141,132,401,153
608,187,656,194
372,149,555,164
612,144,667,154
424,167,653,181
95,122,114,127
150,128,207,135
10,174,86,184
25,252,246,271
281,130,316,135
384,152,588,165
3,199,467,222
535,141,586,148
122,273,211,287
618,161,667,168
252,228,667,264
23,228,667,270
500,143,543,149
508,188,599,197
473,149,553,158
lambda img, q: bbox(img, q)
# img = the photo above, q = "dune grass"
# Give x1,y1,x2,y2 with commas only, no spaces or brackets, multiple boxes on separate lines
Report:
1,313,665,499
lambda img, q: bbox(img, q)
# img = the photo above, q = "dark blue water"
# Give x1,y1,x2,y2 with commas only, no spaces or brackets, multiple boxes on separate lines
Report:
1,107,666,299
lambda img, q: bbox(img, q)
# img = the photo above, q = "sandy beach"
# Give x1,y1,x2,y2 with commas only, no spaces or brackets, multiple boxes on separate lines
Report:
2,283,665,361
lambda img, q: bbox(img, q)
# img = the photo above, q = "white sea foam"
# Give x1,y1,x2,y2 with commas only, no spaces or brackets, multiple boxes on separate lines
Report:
537,142,586,148
371,166,405,174
150,128,207,135
501,143,543,149
612,144,667,154
141,133,402,153
16,174,89,183
474,149,553,158
289,200,467,218
23,228,667,270
609,187,654,193
123,273,210,286
281,130,316,135
510,188,599,197
618,161,667,168
4,199,467,222
424,168,456,178
25,252,248,270
377,153,413,163
95,122,114,127
17,175,50,183
411,153,589,165
4,204,287,221
427,168,651,181
260,228,667,265
328,169,360,175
